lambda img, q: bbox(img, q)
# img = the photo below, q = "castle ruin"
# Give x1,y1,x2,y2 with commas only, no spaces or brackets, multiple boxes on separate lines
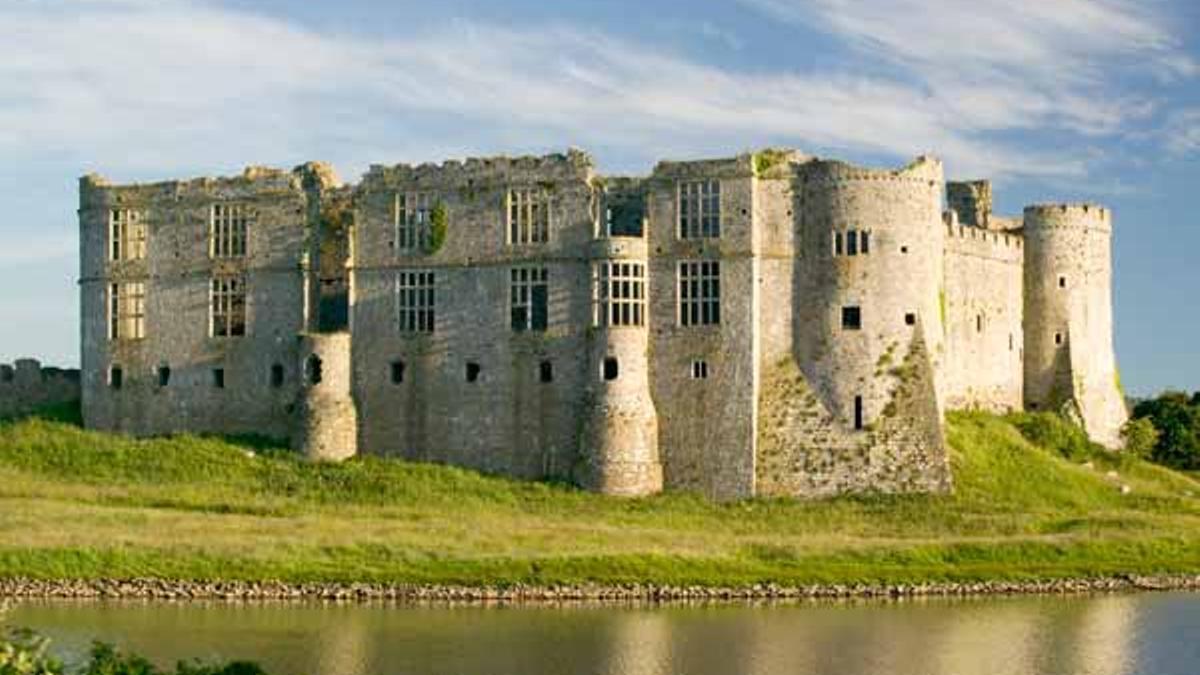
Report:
78,149,1128,500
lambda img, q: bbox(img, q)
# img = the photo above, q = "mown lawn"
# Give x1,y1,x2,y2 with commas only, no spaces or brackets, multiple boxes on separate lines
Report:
0,405,1197,586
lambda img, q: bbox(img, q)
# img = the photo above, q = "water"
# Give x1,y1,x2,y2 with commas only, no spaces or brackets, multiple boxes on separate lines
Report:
4,593,1199,675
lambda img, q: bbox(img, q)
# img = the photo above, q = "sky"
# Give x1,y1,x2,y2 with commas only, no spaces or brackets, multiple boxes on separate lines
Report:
1,0,1197,395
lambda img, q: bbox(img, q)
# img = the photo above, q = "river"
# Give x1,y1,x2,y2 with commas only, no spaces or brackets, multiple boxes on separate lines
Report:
4,592,1198,674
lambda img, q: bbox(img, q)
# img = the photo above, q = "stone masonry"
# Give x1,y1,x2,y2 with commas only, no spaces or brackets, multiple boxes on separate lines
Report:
77,148,1128,500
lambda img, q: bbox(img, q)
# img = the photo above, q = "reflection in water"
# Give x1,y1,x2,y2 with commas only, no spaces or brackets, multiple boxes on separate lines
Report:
5,593,1195,675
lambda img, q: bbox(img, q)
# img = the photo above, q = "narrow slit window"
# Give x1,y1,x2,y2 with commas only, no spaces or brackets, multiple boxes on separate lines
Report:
860,230,870,254
976,314,984,333
390,360,405,384
846,230,858,256
833,231,843,256
157,365,171,388
1055,332,1064,345
1058,275,1067,289
109,366,123,390
678,180,721,239
212,368,225,389
854,396,864,430
271,363,285,388
539,361,554,383
466,362,481,383
691,360,709,379
305,355,323,386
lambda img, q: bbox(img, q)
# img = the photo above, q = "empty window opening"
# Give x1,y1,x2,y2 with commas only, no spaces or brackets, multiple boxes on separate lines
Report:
271,363,285,388
691,360,709,380
210,276,246,338
212,368,225,389
678,180,721,238
109,209,146,262
833,231,843,256
396,270,436,333
539,361,554,383
854,396,864,431
900,245,909,254
905,312,916,326
603,357,619,381
507,188,551,244
679,261,721,326
466,362,481,383
394,192,435,251
593,262,646,327
860,230,870,254
157,366,171,388
1009,334,1014,351
109,366,123,390
1055,332,1064,345
390,360,405,384
846,230,859,256
108,282,146,341
209,203,250,258
842,306,862,330
604,194,645,237
305,355,322,386
1058,275,1067,288
511,266,549,332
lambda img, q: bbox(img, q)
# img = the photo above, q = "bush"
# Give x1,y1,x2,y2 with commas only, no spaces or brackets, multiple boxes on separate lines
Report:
0,630,264,675
1009,412,1098,462
1132,391,1200,470
1120,418,1159,460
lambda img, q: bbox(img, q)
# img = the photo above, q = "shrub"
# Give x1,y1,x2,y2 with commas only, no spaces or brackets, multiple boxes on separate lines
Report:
1132,391,1200,470
1,628,63,675
1120,418,1159,460
1009,412,1098,462
0,630,265,675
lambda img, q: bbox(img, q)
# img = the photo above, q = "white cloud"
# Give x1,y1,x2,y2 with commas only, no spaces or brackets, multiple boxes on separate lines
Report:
0,0,1103,185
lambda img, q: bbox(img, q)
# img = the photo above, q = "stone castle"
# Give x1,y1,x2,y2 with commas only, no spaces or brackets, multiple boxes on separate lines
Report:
77,148,1128,500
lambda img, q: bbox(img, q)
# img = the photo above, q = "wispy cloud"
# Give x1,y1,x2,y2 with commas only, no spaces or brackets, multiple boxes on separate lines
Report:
1162,109,1200,156
0,0,1114,184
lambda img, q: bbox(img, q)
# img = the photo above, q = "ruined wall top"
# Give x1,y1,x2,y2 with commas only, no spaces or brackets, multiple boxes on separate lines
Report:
361,148,595,189
796,155,943,185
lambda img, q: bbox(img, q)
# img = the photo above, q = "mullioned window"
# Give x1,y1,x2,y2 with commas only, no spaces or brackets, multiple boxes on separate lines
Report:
679,180,721,238
210,204,250,259
108,281,146,340
507,188,551,244
396,270,436,333
210,275,246,337
678,260,721,326
109,209,146,262
593,262,645,327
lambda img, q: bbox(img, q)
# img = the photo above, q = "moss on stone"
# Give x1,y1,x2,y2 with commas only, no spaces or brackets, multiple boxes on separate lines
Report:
425,202,449,255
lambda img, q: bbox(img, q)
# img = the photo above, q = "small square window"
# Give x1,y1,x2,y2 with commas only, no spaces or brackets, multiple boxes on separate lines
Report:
466,362,481,383
904,312,916,326
1058,275,1067,288
900,245,909,254
539,361,554,383
212,368,225,389
391,360,405,384
1055,332,1063,345
842,306,862,330
157,366,171,388
603,357,619,381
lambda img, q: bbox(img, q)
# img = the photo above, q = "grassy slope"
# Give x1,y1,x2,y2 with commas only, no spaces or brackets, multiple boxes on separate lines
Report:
0,406,1198,586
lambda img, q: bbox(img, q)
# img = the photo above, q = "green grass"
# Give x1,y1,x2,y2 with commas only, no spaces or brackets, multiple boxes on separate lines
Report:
0,405,1198,586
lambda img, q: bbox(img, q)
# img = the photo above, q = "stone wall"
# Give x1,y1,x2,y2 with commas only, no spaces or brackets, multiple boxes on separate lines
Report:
942,217,1024,412
78,165,331,440
1023,204,1127,446
0,359,80,417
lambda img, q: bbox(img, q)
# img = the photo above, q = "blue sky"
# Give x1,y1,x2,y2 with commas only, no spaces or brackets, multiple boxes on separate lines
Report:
1,0,1197,395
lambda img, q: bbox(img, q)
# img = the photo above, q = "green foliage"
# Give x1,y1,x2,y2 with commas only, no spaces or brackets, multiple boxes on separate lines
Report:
752,149,790,177
0,409,1197,587
1121,418,1160,460
0,631,265,675
1,628,62,675
1007,412,1101,462
1132,391,1200,470
424,202,448,255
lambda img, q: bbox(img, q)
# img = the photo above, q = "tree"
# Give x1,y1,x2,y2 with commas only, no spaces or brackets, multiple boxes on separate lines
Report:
1131,391,1200,470
1119,417,1159,460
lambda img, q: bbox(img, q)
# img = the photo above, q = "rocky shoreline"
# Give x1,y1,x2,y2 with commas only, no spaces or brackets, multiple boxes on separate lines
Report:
2,575,1199,604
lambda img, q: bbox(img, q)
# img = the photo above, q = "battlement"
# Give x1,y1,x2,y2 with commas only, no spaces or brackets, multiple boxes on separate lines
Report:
0,358,81,418
362,149,595,189
1024,203,1112,233
797,155,943,185
78,163,329,211
944,221,1024,264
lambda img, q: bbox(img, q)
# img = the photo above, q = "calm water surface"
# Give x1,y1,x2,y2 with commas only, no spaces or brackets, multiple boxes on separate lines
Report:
5,593,1199,675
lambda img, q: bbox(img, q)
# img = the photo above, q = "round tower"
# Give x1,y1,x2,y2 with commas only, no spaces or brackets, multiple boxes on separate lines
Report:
1023,204,1127,446
795,156,947,429
294,332,358,461
579,238,663,496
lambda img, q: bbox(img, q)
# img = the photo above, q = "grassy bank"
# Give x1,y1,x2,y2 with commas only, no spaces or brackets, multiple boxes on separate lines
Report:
0,406,1198,587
